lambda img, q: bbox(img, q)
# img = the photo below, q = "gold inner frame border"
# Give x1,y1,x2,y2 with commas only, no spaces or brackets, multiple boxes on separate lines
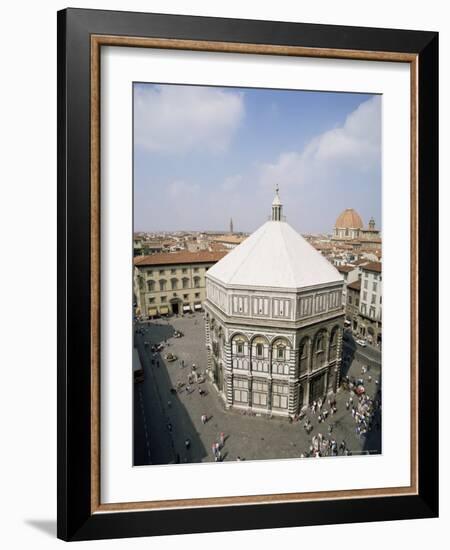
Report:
90,35,419,514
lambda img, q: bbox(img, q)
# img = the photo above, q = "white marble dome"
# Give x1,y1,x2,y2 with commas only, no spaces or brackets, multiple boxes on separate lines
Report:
207,219,342,290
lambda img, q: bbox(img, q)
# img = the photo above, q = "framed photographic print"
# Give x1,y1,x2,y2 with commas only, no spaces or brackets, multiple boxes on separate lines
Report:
57,8,439,541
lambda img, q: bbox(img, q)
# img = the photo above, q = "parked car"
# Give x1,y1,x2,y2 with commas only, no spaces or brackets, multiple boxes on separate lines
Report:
166,352,178,362
356,339,367,347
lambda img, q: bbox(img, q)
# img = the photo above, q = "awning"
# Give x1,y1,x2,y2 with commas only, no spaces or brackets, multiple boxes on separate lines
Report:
183,305,191,312
194,303,202,310
148,307,158,316
159,306,169,315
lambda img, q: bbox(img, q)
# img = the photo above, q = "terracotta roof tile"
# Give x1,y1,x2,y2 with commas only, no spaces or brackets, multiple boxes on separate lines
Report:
347,280,361,291
134,250,227,267
361,261,382,273
337,265,355,273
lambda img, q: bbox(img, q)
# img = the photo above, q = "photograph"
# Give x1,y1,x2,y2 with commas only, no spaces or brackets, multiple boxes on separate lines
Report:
132,83,383,466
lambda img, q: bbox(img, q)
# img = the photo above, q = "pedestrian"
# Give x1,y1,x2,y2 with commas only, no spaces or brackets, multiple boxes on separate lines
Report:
156,360,160,368
201,414,207,424
219,432,225,447
186,385,191,393
346,401,350,410
167,400,172,408
185,438,190,449
236,456,241,461
167,422,172,432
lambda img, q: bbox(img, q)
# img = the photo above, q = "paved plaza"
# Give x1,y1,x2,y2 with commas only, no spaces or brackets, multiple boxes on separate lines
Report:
133,312,381,466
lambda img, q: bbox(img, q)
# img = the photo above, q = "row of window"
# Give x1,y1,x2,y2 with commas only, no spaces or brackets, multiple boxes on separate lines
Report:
147,277,202,292
363,272,382,282
236,342,286,359
348,295,360,307
148,292,201,304
233,381,289,408
361,291,382,305
233,331,339,359
363,279,380,291
145,267,204,276
360,304,380,319
233,358,290,375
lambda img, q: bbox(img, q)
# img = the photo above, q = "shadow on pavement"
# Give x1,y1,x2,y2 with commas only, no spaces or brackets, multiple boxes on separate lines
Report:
134,319,207,466
341,332,356,379
363,382,382,454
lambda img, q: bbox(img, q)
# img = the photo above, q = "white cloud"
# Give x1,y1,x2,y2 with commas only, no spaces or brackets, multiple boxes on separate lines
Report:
259,96,381,188
167,180,200,199
134,85,244,154
221,174,243,192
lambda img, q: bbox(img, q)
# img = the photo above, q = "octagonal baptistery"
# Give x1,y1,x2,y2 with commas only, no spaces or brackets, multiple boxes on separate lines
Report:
204,188,345,418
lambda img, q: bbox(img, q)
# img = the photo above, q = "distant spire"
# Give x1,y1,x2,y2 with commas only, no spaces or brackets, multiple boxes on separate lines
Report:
230,217,234,234
271,185,283,221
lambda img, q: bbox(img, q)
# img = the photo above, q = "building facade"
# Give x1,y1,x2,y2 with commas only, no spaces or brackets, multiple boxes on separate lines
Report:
358,262,382,344
344,261,382,344
133,250,226,318
346,280,361,332
204,189,345,418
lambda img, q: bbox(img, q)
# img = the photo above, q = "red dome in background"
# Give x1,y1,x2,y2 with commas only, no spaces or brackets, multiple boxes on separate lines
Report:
335,208,363,229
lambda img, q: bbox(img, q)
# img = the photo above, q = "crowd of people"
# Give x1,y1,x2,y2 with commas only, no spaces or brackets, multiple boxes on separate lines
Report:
297,367,381,458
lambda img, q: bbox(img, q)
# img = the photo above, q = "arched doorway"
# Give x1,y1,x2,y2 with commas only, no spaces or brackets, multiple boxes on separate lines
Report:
309,372,326,403
170,298,181,315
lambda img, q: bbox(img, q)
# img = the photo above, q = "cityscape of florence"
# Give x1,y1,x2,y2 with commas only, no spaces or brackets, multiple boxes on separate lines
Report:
132,83,382,465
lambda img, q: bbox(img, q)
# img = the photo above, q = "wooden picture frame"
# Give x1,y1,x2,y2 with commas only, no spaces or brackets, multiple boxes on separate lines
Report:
57,8,438,541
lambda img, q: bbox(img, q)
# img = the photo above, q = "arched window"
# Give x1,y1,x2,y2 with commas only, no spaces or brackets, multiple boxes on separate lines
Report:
171,278,178,290
329,327,339,361
182,277,189,289
271,338,290,375
193,276,201,288
159,279,166,291
231,334,249,371
147,280,155,292
251,336,269,373
314,330,327,369
276,345,285,360
299,338,310,376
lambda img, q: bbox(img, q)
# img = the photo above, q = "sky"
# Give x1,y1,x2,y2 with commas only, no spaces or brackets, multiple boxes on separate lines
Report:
133,83,381,234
